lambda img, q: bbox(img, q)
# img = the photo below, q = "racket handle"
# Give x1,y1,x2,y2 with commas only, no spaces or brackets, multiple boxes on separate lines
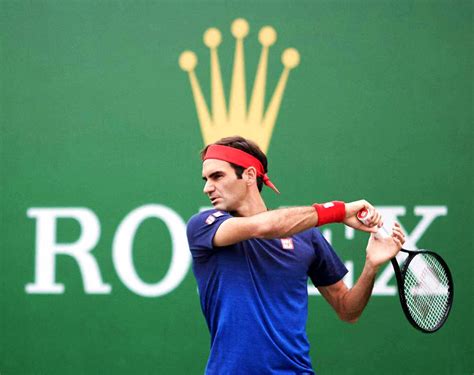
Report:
356,208,391,239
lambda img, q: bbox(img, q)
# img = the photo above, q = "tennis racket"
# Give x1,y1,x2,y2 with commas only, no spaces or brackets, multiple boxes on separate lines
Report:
357,208,454,333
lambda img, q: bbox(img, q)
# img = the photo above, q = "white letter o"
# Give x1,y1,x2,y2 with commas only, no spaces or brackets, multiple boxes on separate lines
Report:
112,204,191,297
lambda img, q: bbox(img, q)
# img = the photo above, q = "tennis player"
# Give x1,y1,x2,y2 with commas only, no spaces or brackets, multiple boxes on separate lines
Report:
186,136,405,374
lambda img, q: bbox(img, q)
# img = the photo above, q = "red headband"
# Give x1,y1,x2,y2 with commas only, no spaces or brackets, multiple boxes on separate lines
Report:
203,144,280,194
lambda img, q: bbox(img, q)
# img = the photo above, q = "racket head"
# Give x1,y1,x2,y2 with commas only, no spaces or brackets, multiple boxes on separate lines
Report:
398,250,454,333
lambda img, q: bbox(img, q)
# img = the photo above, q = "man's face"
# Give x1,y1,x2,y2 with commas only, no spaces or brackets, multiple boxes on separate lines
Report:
202,159,248,212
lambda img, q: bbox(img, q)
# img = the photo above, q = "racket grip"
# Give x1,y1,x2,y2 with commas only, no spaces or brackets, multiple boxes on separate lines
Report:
356,208,391,239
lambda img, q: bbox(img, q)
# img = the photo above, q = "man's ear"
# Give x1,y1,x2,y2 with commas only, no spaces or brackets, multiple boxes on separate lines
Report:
243,166,257,186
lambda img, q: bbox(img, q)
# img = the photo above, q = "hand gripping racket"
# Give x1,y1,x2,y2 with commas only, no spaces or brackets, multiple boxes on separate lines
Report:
357,208,454,333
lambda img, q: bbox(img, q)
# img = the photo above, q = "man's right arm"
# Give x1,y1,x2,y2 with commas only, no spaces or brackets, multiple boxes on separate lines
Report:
214,206,317,246
213,200,381,247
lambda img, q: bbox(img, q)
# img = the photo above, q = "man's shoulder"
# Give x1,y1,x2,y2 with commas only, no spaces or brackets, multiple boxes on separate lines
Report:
186,209,233,250
187,209,231,230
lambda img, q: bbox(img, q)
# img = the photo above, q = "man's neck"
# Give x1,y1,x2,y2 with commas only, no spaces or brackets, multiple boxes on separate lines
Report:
232,193,267,217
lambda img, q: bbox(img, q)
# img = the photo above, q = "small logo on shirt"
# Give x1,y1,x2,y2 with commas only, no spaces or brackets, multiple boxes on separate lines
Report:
213,211,224,218
205,215,216,225
280,238,294,250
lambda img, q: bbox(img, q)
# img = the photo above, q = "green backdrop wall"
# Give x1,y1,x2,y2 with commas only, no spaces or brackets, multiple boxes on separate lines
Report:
1,1,472,374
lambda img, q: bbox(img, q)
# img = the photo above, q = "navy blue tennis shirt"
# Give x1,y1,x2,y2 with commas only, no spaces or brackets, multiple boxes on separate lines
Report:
186,209,348,374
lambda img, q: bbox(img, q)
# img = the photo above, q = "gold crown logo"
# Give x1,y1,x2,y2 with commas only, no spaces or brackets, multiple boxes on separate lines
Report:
179,18,300,153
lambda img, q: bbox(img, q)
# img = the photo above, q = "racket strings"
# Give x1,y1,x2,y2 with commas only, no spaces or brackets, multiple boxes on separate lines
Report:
403,253,451,331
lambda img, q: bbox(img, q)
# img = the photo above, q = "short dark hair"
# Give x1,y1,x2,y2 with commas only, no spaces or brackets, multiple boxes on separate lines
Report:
200,136,268,192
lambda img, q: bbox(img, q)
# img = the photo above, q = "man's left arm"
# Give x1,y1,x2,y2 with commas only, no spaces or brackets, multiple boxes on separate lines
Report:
318,223,405,323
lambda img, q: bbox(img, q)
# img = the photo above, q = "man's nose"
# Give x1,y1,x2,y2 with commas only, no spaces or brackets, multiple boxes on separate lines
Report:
203,180,215,194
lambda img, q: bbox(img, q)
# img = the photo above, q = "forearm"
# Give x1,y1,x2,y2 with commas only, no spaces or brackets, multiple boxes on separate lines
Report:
337,225,404,322
255,206,318,239
338,259,379,322
213,200,353,247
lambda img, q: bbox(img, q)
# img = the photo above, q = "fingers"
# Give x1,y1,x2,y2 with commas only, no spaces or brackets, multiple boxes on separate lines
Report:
372,210,383,228
369,226,379,234
364,207,383,228
346,199,373,217
357,221,379,234
391,223,405,247
361,200,375,218
346,200,389,233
